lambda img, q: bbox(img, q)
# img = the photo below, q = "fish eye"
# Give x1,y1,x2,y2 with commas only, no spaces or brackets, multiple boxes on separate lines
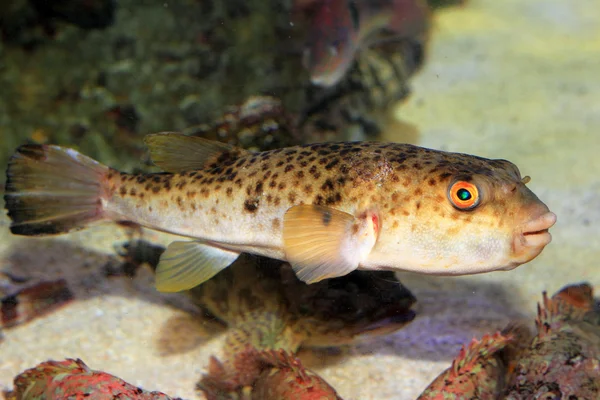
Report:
448,180,480,210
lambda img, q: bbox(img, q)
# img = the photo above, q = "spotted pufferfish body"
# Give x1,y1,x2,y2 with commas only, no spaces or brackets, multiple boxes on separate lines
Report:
4,133,556,291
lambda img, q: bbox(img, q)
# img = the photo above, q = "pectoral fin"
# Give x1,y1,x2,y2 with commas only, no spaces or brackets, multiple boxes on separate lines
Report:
282,205,379,284
155,241,239,292
144,132,250,172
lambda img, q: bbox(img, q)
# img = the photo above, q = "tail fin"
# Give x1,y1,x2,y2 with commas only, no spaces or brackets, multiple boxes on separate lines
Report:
4,144,109,236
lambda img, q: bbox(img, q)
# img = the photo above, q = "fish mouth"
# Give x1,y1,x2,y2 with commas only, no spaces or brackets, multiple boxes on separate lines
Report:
509,211,557,268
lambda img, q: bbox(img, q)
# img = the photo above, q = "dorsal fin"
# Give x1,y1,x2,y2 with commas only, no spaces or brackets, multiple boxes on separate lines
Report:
144,132,250,173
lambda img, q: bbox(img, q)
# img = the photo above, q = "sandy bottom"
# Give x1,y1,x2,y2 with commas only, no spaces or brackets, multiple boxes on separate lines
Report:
1,0,600,399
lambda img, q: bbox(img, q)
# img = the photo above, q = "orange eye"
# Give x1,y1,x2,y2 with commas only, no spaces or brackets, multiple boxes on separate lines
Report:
448,181,480,210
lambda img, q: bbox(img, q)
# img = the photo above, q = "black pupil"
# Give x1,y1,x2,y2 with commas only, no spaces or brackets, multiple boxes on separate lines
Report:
457,188,472,201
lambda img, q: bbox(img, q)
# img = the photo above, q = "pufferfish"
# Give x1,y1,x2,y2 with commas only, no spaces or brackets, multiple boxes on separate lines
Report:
4,133,556,292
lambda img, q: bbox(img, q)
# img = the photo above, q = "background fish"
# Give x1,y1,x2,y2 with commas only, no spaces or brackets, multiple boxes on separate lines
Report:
4,133,556,292
302,0,430,86
0,279,73,329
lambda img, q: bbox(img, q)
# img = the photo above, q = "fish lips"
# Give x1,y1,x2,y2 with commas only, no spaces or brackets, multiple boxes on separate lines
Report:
508,211,557,269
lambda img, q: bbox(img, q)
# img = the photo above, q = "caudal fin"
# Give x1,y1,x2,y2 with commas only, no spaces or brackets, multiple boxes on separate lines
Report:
4,144,109,236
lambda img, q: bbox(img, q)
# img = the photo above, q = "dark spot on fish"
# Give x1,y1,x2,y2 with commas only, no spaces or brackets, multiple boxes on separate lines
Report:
244,198,259,213
152,176,162,183
274,197,281,206
304,184,313,194
269,180,277,188
414,188,423,196
284,164,294,173
152,186,160,193
438,172,453,181
326,193,342,205
255,181,264,195
321,179,334,191
325,159,339,170
144,183,152,191
226,187,233,197
226,171,237,182
278,182,286,190
276,161,285,167
129,187,137,196
314,195,324,205
119,186,127,196
272,218,280,229
288,192,297,203
416,201,421,210
296,171,304,179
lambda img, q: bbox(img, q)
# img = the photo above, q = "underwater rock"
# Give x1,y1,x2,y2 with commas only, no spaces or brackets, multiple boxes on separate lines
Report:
418,283,600,399
5,358,181,400
416,325,531,400
504,283,600,399
0,0,458,180
182,96,302,152
29,0,116,30
0,0,115,49
200,347,342,399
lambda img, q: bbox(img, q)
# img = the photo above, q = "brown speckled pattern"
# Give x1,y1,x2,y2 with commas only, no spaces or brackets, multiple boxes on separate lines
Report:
104,141,531,252
109,142,517,214
5,139,547,276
